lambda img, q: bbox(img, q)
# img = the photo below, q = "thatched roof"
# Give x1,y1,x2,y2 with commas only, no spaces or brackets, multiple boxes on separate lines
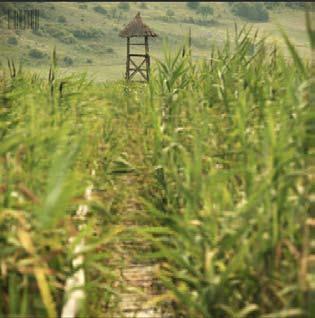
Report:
119,12,157,38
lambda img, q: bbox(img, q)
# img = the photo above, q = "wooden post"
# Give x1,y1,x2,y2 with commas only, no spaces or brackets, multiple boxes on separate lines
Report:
145,36,150,81
126,37,130,80
188,27,192,58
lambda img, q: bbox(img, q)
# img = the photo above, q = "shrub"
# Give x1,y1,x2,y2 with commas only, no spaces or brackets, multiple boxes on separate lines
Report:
185,16,195,24
194,18,218,27
284,2,306,9
106,47,114,54
71,28,104,39
46,26,67,39
63,56,73,66
109,8,118,19
86,58,93,64
118,2,130,11
29,48,45,59
75,43,92,53
32,27,45,36
197,4,214,20
94,5,107,15
45,26,76,44
139,2,147,9
0,3,14,16
264,2,281,10
285,2,314,11
61,35,76,44
57,16,67,23
186,1,200,10
79,4,87,9
40,10,51,19
166,9,175,18
7,36,18,45
231,3,269,22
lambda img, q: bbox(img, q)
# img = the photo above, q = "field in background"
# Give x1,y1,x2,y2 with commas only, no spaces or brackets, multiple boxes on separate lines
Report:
0,2,311,81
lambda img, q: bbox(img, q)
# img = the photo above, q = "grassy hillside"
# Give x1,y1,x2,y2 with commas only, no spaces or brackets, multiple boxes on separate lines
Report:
0,2,312,81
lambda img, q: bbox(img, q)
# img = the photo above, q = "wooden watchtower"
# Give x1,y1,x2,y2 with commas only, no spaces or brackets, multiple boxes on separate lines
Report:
119,12,157,82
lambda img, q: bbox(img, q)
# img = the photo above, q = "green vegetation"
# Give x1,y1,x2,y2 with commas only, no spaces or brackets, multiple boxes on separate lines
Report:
57,15,67,23
166,9,175,20
140,23,313,317
284,2,308,10
231,3,269,22
0,10,313,317
139,2,147,10
45,26,77,44
93,5,108,15
0,62,119,316
70,27,104,40
105,47,115,54
186,1,200,10
28,48,46,59
118,2,130,11
63,56,73,66
78,4,87,10
197,4,214,21
0,50,136,316
7,37,18,46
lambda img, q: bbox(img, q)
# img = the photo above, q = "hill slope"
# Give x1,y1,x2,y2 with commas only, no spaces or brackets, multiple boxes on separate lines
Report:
0,2,312,81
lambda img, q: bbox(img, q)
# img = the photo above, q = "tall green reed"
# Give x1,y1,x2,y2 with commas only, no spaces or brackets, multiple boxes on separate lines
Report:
0,58,124,317
136,18,313,318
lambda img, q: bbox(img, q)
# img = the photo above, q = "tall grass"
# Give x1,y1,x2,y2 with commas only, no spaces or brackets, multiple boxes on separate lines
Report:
0,59,127,317
136,19,313,318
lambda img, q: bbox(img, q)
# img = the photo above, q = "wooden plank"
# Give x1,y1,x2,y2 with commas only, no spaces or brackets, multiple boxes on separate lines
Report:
129,69,147,72
126,37,130,80
129,57,147,81
129,54,147,57
129,71,146,81
145,36,150,81
129,68,147,81
130,58,146,70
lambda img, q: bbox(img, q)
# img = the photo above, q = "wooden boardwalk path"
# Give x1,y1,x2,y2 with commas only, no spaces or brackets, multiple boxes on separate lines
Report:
95,106,174,318
103,172,173,317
